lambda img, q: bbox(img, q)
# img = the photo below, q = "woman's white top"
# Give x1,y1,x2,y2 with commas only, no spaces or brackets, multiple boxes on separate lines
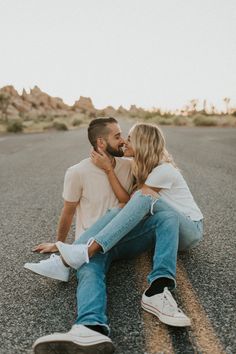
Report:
145,162,203,221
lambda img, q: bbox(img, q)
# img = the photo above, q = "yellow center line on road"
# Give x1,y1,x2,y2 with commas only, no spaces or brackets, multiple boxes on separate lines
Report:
135,252,174,354
176,261,225,354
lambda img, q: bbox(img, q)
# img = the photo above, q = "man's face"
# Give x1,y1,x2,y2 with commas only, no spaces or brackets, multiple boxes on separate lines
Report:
99,123,125,157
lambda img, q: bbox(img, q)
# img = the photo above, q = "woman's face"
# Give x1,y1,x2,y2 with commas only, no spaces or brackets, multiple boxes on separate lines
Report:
123,131,135,157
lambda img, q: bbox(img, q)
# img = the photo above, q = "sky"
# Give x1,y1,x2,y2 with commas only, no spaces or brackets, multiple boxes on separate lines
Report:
0,0,235,111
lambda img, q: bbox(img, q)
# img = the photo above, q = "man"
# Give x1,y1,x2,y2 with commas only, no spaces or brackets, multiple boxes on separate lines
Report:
25,118,190,354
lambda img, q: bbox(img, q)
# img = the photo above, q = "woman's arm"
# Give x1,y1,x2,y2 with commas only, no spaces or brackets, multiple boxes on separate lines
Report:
140,184,161,197
91,149,130,203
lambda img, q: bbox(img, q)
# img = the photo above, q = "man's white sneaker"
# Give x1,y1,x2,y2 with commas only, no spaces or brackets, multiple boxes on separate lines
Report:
56,240,91,270
24,254,69,282
33,324,115,354
141,287,191,327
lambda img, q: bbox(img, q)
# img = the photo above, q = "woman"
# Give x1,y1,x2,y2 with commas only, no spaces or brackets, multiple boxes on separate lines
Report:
26,122,203,275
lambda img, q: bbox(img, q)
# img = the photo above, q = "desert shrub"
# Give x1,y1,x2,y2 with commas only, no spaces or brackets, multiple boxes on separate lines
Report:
218,115,236,127
36,114,48,121
88,111,96,118
44,115,54,122
72,118,83,126
142,114,161,123
193,115,218,126
231,111,236,117
53,121,68,131
143,111,161,120
7,120,24,133
129,112,137,118
173,116,189,126
160,112,172,119
158,118,174,125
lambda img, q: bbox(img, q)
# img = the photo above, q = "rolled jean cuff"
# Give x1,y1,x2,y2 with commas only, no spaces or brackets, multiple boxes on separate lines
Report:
148,275,177,289
94,239,106,254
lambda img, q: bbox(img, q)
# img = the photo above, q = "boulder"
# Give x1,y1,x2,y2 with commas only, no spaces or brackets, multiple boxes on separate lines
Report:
73,96,96,113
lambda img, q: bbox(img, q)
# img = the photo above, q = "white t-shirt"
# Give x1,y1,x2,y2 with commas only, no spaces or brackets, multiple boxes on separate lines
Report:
62,157,133,239
145,162,203,221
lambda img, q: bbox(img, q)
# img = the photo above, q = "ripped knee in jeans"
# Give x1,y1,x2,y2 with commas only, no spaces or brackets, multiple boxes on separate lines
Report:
140,187,160,215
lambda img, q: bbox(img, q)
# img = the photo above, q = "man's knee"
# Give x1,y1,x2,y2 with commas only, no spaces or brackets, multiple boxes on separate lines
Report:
77,258,106,282
155,210,180,226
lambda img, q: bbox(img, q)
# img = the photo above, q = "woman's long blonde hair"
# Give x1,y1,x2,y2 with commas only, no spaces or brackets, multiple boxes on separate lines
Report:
130,123,175,189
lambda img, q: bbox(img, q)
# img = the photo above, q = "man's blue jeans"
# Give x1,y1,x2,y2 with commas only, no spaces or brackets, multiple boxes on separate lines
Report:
73,193,203,334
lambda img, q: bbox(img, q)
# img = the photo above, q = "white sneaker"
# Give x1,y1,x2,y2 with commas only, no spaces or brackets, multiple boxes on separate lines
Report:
33,324,115,354
56,240,92,270
141,287,191,327
24,254,70,282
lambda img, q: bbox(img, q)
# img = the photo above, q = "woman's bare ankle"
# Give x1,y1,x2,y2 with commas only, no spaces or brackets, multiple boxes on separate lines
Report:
88,241,102,258
61,256,69,267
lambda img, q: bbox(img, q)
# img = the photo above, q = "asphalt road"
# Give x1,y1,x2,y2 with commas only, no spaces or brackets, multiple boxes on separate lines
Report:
0,122,235,354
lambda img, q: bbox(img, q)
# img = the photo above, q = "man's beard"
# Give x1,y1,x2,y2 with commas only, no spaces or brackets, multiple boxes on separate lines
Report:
106,143,124,157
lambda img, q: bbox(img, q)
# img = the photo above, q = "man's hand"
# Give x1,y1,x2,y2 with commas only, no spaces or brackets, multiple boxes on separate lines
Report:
33,243,58,253
90,148,113,173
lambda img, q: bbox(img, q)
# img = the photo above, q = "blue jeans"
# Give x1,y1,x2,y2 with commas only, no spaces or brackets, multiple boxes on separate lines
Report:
74,194,203,334
74,190,203,253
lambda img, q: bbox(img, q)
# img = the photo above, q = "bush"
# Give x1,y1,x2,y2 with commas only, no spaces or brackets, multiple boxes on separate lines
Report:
7,121,24,133
218,115,236,127
72,118,83,126
158,117,174,125
173,116,189,126
193,115,218,126
53,121,68,131
145,115,162,123
143,111,161,120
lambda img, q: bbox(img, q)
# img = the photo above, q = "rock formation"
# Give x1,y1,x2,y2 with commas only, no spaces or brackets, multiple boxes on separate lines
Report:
0,85,145,121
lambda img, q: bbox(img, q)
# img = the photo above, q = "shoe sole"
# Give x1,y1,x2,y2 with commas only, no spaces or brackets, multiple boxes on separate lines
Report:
24,264,69,282
34,341,115,354
141,300,191,327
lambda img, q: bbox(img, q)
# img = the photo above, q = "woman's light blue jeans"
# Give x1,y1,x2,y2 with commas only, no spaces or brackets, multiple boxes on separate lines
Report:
74,190,203,253
73,191,203,334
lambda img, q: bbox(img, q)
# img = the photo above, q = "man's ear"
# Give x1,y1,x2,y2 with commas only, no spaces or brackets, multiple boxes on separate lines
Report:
97,137,106,151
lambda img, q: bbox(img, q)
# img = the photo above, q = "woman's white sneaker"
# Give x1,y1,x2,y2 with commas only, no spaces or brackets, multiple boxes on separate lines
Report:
56,240,91,270
32,324,115,354
24,254,70,282
141,287,191,327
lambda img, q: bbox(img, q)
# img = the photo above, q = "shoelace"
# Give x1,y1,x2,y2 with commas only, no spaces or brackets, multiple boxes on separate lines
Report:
162,287,183,313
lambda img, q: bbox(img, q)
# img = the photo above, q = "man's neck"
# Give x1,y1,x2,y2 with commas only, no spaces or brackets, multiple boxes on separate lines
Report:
106,153,116,168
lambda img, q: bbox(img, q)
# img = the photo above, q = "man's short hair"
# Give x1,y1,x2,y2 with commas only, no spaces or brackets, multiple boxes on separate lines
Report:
88,117,118,148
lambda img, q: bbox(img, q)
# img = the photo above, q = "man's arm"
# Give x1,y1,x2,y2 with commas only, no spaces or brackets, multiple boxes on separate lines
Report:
33,200,78,253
